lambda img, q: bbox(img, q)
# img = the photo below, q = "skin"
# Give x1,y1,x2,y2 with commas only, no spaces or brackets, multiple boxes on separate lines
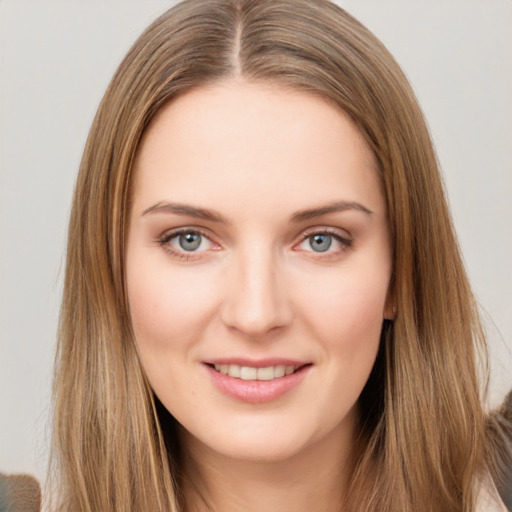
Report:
126,79,393,512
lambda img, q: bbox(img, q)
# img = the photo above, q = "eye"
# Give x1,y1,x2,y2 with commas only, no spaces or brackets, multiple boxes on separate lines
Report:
158,228,218,258
296,229,352,256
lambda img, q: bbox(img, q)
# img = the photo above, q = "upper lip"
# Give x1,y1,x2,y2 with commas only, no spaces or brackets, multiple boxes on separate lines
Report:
203,358,310,368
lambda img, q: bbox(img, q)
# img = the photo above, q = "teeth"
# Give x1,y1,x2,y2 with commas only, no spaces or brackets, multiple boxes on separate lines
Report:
257,367,274,381
240,366,258,380
274,365,285,378
213,364,299,380
285,365,295,375
228,364,240,378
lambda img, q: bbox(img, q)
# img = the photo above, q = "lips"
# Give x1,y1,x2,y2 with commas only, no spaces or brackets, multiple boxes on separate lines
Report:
204,359,312,403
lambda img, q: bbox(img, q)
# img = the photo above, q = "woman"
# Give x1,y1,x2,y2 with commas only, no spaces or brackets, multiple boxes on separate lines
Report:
50,0,509,510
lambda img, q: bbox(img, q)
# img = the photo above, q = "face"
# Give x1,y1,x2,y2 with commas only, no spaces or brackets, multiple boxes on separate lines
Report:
126,80,393,463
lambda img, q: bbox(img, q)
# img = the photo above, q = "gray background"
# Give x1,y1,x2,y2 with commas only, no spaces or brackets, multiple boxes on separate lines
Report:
1,0,511,484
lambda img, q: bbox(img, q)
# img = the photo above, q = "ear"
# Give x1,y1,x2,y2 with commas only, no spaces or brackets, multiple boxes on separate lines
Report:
384,290,396,321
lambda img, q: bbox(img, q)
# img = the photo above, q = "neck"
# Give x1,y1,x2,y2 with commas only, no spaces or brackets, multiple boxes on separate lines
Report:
179,412,357,512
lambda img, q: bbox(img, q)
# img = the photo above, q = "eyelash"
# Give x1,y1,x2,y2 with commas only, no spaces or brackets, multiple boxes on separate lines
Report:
157,227,353,261
157,227,217,261
297,228,353,256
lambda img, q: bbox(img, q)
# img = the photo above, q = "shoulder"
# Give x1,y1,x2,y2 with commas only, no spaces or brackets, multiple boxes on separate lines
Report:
476,476,509,512
0,472,41,511
485,389,512,511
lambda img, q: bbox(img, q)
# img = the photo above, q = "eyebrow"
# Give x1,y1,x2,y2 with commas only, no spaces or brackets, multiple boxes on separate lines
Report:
290,201,373,222
142,202,225,222
142,200,373,223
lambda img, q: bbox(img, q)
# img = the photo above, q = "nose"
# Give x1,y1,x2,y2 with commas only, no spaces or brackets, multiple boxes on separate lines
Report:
220,245,293,338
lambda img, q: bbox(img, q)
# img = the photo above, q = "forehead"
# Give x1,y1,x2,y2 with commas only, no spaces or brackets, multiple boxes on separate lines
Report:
131,79,385,218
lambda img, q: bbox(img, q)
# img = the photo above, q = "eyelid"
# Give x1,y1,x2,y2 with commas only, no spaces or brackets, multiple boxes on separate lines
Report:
157,226,221,260
294,226,353,255
299,226,352,244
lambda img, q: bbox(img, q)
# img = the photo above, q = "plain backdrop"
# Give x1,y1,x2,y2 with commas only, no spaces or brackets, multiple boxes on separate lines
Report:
1,0,511,484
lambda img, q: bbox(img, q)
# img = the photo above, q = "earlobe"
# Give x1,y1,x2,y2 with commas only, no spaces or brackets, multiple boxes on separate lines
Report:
384,295,396,321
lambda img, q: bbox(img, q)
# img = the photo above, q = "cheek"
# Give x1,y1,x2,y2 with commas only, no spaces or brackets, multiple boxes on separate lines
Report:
295,262,389,384
126,251,218,356
307,278,386,413
299,268,389,338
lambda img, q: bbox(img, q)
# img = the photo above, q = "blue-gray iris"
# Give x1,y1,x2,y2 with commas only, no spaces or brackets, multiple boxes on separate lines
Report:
180,232,202,251
310,234,332,252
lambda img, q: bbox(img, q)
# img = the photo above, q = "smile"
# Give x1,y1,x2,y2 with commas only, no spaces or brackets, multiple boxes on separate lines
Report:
213,364,299,381
205,361,312,403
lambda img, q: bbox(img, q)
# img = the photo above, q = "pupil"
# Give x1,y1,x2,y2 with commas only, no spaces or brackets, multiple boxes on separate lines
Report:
179,232,201,251
310,234,331,252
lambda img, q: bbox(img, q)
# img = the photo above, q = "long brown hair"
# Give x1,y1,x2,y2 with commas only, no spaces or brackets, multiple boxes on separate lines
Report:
50,1,490,510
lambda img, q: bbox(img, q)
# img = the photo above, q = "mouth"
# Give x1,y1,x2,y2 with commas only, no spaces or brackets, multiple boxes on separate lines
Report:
207,363,308,381
204,360,312,403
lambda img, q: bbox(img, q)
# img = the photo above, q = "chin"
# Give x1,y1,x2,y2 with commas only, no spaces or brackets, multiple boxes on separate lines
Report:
201,433,313,463
177,408,352,466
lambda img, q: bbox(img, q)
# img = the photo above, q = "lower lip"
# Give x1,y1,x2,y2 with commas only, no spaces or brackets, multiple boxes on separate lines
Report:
205,364,311,403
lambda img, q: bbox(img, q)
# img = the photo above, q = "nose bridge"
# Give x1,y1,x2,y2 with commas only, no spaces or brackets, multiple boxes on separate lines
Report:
221,240,291,337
